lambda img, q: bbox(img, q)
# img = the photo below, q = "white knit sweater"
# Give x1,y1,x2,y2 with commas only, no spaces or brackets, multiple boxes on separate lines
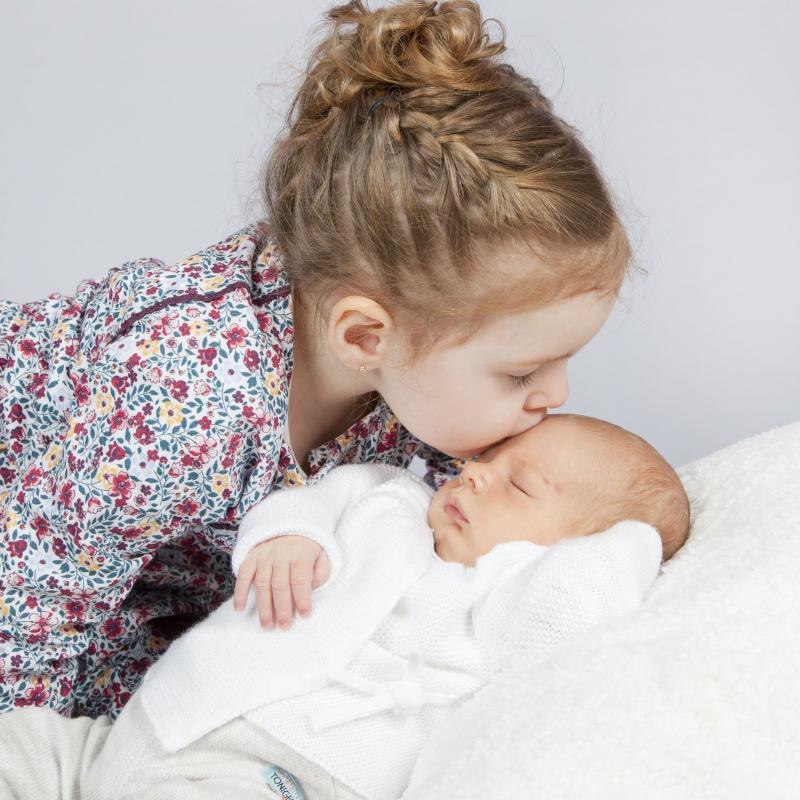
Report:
139,464,662,800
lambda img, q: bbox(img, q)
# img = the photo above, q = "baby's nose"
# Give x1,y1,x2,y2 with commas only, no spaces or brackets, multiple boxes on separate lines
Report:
462,463,490,492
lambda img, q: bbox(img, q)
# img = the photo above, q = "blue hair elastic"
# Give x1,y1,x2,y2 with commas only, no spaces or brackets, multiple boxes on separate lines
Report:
367,87,402,118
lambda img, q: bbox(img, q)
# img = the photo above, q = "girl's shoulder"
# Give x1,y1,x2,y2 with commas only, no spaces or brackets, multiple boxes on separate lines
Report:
81,220,292,361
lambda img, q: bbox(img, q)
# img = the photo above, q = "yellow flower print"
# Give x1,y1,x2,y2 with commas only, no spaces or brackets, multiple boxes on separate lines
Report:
94,669,113,689
264,371,281,398
52,322,70,342
283,470,306,488
137,338,159,358
201,276,224,292
147,633,168,653
31,674,50,690
211,473,230,495
58,623,81,637
42,443,63,472
141,519,160,538
0,598,9,616
78,553,100,571
159,400,184,427
96,463,120,489
95,391,114,416
189,319,208,337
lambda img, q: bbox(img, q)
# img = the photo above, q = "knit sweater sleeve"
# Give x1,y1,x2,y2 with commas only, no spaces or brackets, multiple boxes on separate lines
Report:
472,520,663,669
231,462,410,577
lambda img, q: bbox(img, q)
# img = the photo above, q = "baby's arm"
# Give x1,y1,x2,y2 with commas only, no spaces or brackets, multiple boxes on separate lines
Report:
232,463,408,627
472,520,663,669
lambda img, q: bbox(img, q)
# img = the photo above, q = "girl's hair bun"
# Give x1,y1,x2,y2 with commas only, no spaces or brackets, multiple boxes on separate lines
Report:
261,1,633,364
319,0,508,104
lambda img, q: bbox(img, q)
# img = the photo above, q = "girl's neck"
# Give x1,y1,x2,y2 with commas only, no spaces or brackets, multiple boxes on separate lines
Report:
288,293,378,468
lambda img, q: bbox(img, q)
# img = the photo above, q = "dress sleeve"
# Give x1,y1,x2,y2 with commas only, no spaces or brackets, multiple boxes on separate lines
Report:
471,520,663,670
414,441,469,490
2,304,282,622
231,463,408,578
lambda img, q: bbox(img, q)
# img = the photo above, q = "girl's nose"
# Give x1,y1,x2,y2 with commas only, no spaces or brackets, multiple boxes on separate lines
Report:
524,360,569,411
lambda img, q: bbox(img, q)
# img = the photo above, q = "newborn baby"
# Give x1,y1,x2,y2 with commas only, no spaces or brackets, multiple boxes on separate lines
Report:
0,413,689,800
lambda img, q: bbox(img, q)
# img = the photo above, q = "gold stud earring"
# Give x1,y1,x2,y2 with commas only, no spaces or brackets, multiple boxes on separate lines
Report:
358,364,367,373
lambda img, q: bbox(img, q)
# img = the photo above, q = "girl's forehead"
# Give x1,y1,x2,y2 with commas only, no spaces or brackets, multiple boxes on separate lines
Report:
464,291,615,361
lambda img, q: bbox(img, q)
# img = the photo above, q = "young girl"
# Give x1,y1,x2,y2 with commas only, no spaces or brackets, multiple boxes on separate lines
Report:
0,0,632,720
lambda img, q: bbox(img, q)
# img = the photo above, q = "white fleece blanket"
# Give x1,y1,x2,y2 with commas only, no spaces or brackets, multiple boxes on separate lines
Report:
402,420,800,800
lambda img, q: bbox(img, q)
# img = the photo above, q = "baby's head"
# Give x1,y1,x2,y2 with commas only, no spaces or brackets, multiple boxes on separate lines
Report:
428,413,690,566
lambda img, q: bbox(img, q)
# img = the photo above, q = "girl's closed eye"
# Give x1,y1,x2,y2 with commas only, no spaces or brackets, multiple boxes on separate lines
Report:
510,369,539,388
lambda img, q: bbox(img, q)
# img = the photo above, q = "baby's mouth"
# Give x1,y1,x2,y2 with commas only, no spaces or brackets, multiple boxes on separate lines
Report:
444,495,469,524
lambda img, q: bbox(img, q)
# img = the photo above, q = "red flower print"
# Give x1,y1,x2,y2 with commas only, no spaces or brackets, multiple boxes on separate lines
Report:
180,435,218,468
197,347,217,366
108,472,134,501
22,467,43,489
30,372,47,398
168,379,189,402
26,610,57,644
243,349,260,371
135,424,155,445
101,617,124,639
109,409,127,431
57,482,74,508
9,402,24,422
106,443,127,461
222,325,248,348
18,339,38,358
176,498,199,517
15,683,48,707
74,380,90,406
31,516,50,541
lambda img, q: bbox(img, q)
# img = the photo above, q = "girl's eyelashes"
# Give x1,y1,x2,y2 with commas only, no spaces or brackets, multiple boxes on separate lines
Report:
510,369,538,388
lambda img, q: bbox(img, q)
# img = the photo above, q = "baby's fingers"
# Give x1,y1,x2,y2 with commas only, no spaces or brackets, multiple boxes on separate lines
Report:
254,562,276,629
291,560,313,618
233,558,257,612
270,561,294,629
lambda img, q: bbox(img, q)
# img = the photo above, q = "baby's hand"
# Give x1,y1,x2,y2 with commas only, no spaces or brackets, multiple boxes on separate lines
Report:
233,534,331,630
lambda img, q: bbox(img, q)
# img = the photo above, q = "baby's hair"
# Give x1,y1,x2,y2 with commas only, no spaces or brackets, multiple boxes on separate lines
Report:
557,414,691,561
260,0,633,363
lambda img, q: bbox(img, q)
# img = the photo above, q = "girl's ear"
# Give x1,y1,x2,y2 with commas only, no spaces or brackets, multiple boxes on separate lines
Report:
327,295,397,369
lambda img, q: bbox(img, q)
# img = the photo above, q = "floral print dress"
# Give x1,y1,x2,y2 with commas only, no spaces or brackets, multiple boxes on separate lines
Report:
0,221,462,719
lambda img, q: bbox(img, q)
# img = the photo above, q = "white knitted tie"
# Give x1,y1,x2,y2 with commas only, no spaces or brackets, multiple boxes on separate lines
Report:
307,653,461,732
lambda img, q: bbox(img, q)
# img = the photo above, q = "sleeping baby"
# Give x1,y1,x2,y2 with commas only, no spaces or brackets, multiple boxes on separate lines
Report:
0,412,689,800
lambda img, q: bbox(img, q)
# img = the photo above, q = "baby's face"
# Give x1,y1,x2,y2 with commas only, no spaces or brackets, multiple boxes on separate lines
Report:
428,416,601,566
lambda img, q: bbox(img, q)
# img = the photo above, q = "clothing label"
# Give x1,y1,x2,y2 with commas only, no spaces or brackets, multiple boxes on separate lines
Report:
264,763,307,800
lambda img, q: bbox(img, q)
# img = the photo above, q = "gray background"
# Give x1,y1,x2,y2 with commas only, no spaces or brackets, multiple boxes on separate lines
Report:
2,1,797,469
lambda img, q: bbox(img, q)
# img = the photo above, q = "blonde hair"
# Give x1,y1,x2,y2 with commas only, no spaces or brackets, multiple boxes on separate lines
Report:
260,0,634,362
555,414,691,562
